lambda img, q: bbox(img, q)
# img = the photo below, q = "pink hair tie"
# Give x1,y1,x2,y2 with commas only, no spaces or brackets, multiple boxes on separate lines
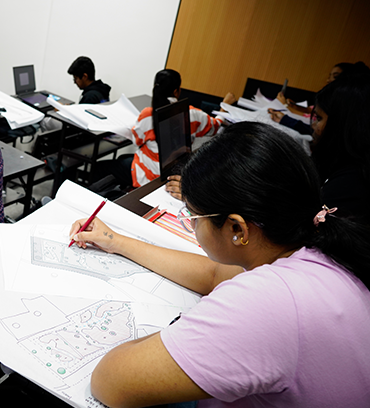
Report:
313,205,338,227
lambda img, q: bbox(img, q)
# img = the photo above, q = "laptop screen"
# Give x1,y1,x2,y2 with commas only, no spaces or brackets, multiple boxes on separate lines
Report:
13,65,36,95
154,98,191,181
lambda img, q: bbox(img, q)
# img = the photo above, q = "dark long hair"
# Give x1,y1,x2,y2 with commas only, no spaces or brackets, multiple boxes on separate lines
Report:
311,73,370,184
335,61,370,78
181,122,370,289
152,69,181,111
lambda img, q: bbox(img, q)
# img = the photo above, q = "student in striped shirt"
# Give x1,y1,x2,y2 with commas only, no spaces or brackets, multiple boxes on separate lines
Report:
93,69,235,189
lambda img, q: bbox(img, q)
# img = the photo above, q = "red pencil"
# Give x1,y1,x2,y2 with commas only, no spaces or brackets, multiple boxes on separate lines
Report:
68,198,107,248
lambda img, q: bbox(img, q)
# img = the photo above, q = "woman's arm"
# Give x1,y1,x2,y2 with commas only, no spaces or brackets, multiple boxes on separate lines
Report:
70,218,243,295
91,332,210,408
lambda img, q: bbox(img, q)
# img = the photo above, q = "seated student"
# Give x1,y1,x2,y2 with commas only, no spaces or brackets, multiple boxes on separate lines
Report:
169,73,370,226
70,122,370,408
92,69,236,189
67,56,111,104
40,56,111,133
310,73,370,224
268,61,370,134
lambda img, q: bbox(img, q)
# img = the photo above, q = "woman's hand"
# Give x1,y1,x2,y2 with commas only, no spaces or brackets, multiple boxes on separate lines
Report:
268,108,285,123
69,218,118,253
222,92,237,105
276,91,287,105
166,175,183,201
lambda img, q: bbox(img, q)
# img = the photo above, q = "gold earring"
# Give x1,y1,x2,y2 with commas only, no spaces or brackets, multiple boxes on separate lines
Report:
240,237,249,246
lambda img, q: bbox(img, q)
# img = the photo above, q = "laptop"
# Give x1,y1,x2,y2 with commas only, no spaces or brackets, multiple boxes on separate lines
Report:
13,65,72,112
153,98,192,181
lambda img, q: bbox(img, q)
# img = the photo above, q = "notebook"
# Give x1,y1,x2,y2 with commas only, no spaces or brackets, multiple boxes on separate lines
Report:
13,65,72,111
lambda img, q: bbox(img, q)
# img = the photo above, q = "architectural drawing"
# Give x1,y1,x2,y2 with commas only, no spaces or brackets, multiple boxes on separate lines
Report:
0,293,188,408
8,225,201,307
2,297,135,379
31,236,146,281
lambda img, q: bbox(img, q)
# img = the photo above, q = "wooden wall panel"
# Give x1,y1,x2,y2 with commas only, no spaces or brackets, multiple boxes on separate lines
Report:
166,0,370,99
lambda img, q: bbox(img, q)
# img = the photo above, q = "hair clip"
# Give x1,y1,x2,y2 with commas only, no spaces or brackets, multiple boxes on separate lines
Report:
313,205,338,227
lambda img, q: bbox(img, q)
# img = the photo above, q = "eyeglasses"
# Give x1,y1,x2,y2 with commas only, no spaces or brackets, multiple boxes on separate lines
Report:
177,205,221,233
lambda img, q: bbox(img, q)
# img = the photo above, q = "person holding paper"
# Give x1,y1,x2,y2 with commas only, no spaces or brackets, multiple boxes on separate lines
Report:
269,61,370,134
92,69,236,189
70,122,370,408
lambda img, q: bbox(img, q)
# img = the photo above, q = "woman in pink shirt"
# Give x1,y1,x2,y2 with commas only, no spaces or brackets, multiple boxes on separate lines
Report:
71,122,370,408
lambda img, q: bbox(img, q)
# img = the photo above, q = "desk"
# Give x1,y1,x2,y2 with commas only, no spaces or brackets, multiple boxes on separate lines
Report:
1,142,44,217
13,91,74,114
47,94,151,197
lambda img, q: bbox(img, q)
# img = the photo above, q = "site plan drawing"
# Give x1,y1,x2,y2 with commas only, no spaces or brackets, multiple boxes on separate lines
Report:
0,181,204,407
0,294,188,408
31,235,147,281
1,224,201,307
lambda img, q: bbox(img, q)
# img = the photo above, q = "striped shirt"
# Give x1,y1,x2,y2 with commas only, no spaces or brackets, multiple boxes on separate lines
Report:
129,105,223,188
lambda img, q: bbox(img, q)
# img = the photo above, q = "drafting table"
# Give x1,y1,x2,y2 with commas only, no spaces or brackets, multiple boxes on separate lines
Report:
46,95,151,197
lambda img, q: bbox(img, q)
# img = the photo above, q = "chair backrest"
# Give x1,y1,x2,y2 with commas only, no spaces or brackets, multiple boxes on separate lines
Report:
180,88,223,115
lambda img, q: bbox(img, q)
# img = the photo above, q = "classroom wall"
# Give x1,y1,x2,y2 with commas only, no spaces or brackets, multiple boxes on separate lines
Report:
166,0,370,99
0,0,180,102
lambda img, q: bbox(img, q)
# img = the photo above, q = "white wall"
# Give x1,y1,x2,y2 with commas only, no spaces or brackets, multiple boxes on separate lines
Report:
0,0,180,102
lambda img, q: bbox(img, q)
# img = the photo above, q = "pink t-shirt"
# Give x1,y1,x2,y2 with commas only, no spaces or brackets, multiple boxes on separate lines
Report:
161,247,370,408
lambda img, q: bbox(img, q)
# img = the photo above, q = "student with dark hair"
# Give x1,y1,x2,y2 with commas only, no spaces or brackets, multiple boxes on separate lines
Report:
67,56,111,104
311,73,370,223
269,61,370,134
70,122,370,408
93,68,235,189
326,61,354,84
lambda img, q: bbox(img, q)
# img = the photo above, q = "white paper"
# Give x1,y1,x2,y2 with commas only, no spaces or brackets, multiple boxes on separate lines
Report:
0,180,205,407
0,91,44,129
47,94,139,137
216,103,312,154
140,184,184,216
0,181,204,305
0,290,189,408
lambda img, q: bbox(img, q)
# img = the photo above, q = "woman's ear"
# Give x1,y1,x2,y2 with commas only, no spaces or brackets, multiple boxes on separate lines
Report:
228,214,249,246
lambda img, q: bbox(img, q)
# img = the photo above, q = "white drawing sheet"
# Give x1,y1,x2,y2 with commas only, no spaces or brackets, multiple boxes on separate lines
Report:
47,93,139,137
0,289,189,408
0,180,205,407
0,181,204,306
0,90,45,129
0,223,200,306
140,184,184,216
